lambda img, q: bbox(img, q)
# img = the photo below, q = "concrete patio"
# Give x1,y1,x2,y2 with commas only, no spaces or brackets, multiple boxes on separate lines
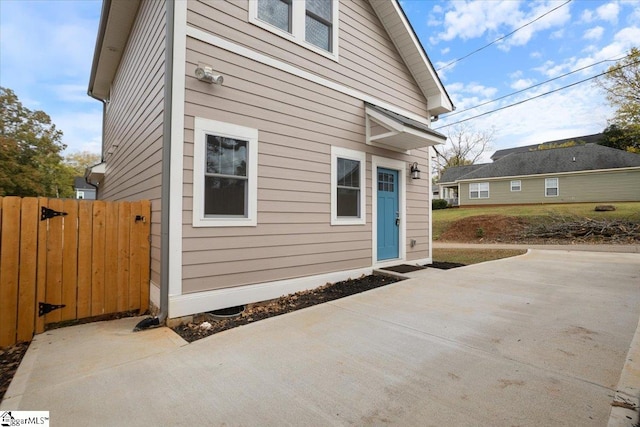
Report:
2,250,639,426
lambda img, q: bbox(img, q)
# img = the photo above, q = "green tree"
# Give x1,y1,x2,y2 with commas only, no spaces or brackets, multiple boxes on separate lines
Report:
0,87,73,197
65,151,101,176
597,47,640,152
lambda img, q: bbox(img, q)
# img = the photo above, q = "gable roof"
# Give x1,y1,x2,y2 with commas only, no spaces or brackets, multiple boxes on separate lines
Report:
491,133,603,161
88,1,454,116
439,164,487,184
73,177,95,190
459,144,640,181
368,1,453,116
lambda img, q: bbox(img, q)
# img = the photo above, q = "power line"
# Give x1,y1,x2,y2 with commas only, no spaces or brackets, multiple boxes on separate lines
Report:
436,0,572,72
445,55,628,118
434,59,640,130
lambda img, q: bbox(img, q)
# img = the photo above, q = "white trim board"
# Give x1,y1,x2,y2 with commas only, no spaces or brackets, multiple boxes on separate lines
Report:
371,156,407,267
184,25,432,127
168,267,373,318
169,0,187,298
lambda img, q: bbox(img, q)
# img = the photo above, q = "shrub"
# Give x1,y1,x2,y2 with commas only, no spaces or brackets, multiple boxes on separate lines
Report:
432,199,448,210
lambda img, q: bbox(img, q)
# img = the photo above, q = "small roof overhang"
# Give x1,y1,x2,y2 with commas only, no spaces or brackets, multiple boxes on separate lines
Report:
85,162,106,186
369,1,454,116
88,0,141,100
365,103,447,152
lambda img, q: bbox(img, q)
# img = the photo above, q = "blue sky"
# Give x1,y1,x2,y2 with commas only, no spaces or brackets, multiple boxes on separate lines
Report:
1,0,639,161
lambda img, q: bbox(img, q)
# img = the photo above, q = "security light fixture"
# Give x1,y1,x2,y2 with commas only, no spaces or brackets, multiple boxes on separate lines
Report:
410,162,421,180
195,66,224,85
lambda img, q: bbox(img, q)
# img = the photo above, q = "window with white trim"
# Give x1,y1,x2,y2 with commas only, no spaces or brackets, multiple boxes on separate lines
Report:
510,180,521,192
545,177,558,197
331,147,366,225
193,118,258,227
250,0,339,58
469,182,489,199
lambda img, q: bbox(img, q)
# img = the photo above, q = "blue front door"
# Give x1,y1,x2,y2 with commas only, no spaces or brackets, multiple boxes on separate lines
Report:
377,168,399,261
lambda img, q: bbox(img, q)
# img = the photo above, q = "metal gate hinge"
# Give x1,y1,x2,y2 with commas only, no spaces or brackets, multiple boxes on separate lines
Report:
41,207,68,221
39,302,66,317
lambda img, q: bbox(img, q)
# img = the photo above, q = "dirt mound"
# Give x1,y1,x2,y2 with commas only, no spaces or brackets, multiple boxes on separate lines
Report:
439,215,529,242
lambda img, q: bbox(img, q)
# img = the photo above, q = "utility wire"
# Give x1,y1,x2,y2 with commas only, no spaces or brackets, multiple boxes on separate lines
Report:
445,55,628,118
436,0,572,72
434,59,640,130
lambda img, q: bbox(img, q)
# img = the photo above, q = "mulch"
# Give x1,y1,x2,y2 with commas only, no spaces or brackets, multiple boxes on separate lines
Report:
0,342,29,401
0,263,465,399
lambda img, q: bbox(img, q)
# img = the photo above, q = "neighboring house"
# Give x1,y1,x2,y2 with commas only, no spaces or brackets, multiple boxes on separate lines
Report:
73,177,96,200
490,133,603,161
438,142,640,207
86,0,453,320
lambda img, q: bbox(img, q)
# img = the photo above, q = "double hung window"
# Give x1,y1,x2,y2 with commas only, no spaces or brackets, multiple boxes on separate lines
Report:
469,182,489,199
193,118,258,227
251,0,338,57
331,147,366,225
545,178,558,197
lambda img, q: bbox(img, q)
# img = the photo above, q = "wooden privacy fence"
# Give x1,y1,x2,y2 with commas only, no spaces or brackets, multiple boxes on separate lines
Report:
0,197,151,347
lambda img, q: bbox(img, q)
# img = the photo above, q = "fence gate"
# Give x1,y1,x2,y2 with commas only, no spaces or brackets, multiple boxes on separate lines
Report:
0,197,151,347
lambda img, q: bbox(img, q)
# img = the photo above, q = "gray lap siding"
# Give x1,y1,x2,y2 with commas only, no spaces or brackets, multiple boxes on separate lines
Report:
181,40,430,294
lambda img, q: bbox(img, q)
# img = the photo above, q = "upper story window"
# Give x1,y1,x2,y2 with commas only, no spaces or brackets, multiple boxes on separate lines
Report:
250,0,339,59
257,0,291,32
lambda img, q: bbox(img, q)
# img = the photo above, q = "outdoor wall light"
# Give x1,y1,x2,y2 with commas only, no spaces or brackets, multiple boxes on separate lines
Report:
410,162,421,180
195,66,224,85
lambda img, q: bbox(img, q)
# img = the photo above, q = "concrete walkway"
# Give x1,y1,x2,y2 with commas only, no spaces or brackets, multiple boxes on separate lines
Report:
2,250,640,426
434,241,640,253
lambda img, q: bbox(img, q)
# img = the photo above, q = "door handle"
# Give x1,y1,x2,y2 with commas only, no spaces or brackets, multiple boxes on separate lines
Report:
395,212,400,226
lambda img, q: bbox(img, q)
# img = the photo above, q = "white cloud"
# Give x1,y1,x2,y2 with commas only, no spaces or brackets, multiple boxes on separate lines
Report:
550,29,565,39
434,1,522,42
498,1,572,51
596,2,620,23
440,47,450,55
583,26,604,40
53,109,103,155
435,81,612,162
0,1,102,156
581,9,595,23
510,79,535,90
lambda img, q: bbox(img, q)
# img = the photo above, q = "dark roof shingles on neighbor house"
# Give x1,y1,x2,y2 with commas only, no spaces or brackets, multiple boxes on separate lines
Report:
73,177,94,190
439,164,487,183
490,133,603,161
460,144,640,180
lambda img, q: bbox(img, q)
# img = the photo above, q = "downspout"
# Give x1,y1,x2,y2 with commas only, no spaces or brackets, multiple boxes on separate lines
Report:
134,0,173,330
86,0,110,198
87,91,107,200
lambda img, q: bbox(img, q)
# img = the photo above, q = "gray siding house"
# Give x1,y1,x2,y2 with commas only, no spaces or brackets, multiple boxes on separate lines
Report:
73,177,97,200
438,142,640,207
86,0,453,320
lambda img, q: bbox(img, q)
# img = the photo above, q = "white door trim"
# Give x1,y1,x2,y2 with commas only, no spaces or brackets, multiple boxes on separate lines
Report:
371,156,406,267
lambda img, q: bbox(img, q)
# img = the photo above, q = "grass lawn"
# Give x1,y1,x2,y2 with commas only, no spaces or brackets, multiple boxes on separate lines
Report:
432,202,640,240
433,248,528,265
